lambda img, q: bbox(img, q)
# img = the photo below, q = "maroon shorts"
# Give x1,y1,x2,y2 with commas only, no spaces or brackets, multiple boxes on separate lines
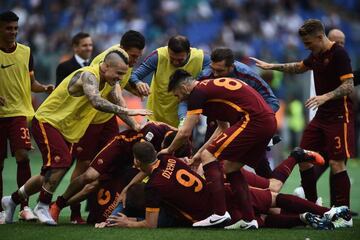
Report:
72,116,118,161
241,169,270,189
31,118,73,175
207,115,277,168
300,115,355,160
0,116,32,160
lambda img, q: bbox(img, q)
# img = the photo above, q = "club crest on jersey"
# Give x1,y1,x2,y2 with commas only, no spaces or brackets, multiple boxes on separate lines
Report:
323,58,329,65
145,132,154,142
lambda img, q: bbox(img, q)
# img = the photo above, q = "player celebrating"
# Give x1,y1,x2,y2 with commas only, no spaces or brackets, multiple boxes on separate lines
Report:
159,69,277,228
1,50,151,225
0,10,54,223
251,19,354,208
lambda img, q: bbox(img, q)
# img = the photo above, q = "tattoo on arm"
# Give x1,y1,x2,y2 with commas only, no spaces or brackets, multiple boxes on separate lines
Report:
68,72,82,89
326,78,354,100
82,72,128,114
109,85,138,129
273,62,307,73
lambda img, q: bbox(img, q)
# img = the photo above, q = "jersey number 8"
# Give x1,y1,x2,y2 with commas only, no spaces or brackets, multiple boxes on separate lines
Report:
214,78,242,91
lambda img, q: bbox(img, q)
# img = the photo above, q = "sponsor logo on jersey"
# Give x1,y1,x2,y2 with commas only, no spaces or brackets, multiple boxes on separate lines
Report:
1,63,15,69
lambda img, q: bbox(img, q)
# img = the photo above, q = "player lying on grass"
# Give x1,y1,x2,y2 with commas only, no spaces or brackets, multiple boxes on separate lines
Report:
96,141,352,229
49,121,179,223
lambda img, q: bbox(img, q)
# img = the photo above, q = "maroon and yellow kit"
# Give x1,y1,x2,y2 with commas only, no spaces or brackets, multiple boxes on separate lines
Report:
90,121,175,176
301,43,354,160
72,116,118,161
145,154,213,223
187,78,277,167
87,167,139,223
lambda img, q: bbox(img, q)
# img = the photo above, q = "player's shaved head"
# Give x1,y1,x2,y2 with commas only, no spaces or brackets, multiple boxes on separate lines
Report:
104,50,129,67
328,29,345,47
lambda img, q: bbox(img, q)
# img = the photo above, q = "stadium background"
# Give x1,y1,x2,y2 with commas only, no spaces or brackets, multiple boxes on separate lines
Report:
2,0,360,159
0,1,359,238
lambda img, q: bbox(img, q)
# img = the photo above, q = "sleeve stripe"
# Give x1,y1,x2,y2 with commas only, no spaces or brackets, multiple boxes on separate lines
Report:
340,73,354,81
146,207,160,213
187,109,203,115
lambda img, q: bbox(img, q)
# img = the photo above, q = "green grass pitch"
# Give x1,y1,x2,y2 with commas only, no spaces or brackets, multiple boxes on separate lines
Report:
0,151,359,239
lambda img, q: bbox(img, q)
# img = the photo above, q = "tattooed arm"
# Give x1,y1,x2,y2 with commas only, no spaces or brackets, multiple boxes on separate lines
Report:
82,72,151,116
109,83,141,131
249,57,308,74
305,78,354,110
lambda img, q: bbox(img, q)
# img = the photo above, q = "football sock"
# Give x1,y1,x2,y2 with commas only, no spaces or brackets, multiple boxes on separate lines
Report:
39,187,53,204
313,163,329,181
17,160,31,209
300,167,317,202
264,214,305,228
272,156,297,183
241,169,269,189
330,170,350,207
226,171,255,221
276,193,329,215
203,161,227,215
11,190,22,205
56,196,68,209
70,203,81,217
254,155,272,178
0,163,3,211
330,172,335,206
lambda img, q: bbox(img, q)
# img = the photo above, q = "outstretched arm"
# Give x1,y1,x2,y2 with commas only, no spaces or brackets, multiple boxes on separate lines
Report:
106,210,159,228
30,72,55,93
249,57,308,74
158,113,200,155
82,71,152,116
109,83,141,131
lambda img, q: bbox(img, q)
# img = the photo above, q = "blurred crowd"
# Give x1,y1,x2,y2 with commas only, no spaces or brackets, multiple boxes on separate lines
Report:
2,0,360,157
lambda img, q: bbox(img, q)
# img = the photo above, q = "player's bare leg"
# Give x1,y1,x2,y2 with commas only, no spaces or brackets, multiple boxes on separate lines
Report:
14,149,37,221
34,168,67,225
50,167,100,222
69,159,90,224
67,180,100,206
2,174,43,224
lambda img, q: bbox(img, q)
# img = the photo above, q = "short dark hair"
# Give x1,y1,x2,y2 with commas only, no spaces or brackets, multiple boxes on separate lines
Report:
120,30,145,50
211,47,234,67
133,141,157,164
72,32,90,46
163,131,192,158
168,35,190,53
0,11,19,22
168,69,193,92
298,19,325,37
104,49,129,65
